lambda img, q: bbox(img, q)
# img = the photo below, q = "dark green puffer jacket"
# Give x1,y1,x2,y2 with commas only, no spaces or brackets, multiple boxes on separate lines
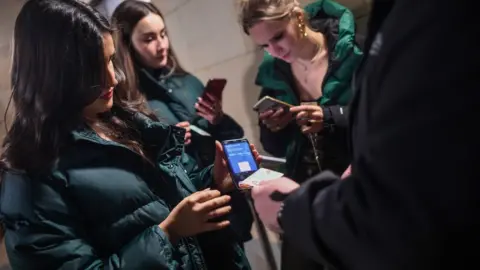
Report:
138,69,253,244
139,68,244,168
255,0,363,182
0,111,251,270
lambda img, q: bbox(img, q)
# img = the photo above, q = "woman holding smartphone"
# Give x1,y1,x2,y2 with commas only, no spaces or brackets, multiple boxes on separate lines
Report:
238,0,362,269
112,0,244,169
238,0,363,182
0,0,255,269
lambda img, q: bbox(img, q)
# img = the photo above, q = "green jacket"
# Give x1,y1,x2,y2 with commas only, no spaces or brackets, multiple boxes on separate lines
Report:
138,69,253,244
0,111,251,270
255,0,363,181
139,68,244,167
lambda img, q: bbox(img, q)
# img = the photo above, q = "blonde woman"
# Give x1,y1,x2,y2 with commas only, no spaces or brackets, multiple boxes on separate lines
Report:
239,0,362,184
238,0,362,269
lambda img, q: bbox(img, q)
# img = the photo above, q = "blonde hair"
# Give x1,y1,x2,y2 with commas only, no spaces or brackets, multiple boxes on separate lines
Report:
237,0,300,34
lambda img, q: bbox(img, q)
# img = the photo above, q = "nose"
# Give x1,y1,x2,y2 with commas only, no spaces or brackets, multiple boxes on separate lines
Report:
107,67,118,88
157,36,168,51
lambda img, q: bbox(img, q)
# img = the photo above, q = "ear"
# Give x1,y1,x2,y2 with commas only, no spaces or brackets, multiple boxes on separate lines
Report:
292,7,305,22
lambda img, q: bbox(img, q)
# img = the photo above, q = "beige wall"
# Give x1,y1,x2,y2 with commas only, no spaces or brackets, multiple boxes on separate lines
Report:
0,0,21,265
0,1,23,142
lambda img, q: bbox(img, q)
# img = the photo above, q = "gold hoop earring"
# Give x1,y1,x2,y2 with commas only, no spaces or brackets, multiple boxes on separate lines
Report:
297,14,307,38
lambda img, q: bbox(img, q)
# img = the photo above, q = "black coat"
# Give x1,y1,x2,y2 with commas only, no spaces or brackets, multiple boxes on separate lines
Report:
280,0,480,269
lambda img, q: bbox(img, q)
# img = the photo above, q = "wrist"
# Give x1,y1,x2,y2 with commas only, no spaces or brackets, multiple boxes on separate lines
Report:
159,219,180,245
212,111,224,125
213,173,234,193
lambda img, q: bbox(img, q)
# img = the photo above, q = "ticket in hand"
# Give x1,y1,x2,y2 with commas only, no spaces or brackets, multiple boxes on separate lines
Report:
238,168,284,189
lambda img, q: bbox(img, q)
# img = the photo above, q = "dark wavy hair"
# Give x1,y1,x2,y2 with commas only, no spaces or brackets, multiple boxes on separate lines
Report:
111,0,188,102
0,0,156,172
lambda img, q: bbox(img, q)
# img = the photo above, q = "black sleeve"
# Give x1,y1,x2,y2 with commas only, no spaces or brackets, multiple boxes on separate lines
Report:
192,114,244,141
280,1,480,269
321,105,349,132
259,119,293,157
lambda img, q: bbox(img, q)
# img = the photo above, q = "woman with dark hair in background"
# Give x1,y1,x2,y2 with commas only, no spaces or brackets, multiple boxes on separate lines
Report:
111,0,254,251
0,0,253,269
112,0,244,169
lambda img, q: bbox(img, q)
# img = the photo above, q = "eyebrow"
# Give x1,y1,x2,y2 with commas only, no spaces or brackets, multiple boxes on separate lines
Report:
140,28,165,36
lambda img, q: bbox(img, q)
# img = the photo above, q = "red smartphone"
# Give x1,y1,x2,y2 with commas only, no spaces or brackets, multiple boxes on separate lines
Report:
202,78,227,101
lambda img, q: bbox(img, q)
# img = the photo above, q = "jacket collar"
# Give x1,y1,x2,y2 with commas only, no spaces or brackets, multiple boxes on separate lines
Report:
71,108,186,157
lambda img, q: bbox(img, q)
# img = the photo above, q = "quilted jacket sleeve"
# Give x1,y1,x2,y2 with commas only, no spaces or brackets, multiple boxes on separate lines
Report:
0,172,177,270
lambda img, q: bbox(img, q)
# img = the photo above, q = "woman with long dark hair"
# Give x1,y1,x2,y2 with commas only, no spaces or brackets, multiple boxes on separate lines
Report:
112,0,244,169
0,0,254,269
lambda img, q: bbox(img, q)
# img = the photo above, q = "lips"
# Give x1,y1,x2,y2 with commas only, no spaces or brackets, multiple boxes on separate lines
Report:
99,89,113,100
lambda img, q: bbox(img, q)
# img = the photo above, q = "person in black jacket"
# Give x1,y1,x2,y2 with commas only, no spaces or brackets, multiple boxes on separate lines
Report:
251,0,480,269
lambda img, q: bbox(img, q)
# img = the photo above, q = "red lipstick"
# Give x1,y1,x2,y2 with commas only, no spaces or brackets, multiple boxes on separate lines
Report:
100,89,113,100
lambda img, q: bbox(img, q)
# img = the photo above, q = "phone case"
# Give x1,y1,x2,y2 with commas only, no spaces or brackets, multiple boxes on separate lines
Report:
203,79,227,100
253,96,292,113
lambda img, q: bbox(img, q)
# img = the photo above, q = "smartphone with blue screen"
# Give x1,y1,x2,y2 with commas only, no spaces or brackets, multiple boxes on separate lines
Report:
221,139,259,190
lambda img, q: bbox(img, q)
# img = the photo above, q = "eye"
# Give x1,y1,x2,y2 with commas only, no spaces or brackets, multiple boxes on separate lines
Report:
272,32,284,42
160,30,167,38
143,35,155,42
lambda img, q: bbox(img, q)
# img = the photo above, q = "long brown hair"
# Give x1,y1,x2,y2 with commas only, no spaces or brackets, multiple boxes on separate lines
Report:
1,0,155,173
111,0,188,100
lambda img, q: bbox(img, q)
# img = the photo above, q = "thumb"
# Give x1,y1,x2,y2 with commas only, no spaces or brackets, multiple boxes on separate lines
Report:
215,141,224,156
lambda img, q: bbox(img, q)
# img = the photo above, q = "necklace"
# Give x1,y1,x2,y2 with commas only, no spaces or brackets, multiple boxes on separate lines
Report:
295,41,323,72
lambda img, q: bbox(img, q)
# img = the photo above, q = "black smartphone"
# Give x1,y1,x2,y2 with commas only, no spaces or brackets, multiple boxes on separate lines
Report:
221,139,259,190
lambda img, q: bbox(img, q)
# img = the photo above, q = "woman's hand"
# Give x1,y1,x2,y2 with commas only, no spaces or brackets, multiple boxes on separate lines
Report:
290,104,324,134
195,93,224,125
159,189,232,244
213,141,261,193
259,107,293,132
175,121,192,145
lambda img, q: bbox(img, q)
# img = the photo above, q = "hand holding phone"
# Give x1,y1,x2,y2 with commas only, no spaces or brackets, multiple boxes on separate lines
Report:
221,139,280,190
202,78,227,101
253,96,292,113
195,79,227,125
259,108,293,132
